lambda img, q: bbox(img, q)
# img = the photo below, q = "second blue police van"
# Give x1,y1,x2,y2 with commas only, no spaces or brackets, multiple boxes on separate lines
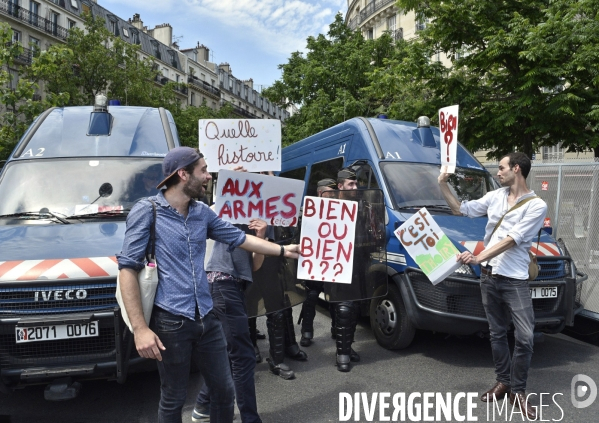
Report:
281,116,586,350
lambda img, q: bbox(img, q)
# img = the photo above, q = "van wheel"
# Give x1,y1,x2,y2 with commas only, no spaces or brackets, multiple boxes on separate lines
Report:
370,284,415,350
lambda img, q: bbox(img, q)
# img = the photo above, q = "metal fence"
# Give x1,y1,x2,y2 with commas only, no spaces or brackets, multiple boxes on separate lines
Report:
486,162,599,315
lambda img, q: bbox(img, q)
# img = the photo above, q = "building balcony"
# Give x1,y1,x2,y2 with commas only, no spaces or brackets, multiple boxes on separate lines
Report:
0,1,69,41
220,99,257,119
188,76,221,98
347,0,396,30
5,42,35,65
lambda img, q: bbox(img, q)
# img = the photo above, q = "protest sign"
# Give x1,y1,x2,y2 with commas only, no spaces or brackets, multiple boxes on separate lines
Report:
394,208,461,285
214,170,304,226
199,119,281,172
297,196,357,284
439,105,459,174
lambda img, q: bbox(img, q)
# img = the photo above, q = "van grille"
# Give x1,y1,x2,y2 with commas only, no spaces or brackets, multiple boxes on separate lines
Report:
408,272,486,318
408,271,564,318
0,283,117,316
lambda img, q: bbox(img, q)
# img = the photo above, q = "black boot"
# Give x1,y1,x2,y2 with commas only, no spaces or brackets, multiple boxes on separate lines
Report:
283,308,307,361
266,312,295,380
335,302,354,372
299,287,319,347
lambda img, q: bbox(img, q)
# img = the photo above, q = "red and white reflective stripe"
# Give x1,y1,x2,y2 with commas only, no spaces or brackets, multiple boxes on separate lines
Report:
459,241,561,257
0,257,118,282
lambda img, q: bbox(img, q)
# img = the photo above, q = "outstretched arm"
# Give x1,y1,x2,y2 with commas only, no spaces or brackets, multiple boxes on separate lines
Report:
438,172,462,216
239,235,301,259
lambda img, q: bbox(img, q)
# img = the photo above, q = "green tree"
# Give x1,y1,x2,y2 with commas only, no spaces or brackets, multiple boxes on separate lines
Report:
0,24,68,161
29,14,178,108
262,13,396,145
173,101,237,148
369,0,599,159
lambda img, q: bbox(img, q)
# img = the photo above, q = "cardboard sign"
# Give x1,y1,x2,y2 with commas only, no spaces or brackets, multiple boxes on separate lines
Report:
394,208,461,285
297,196,357,284
199,119,281,172
439,105,459,174
214,170,304,226
541,181,548,191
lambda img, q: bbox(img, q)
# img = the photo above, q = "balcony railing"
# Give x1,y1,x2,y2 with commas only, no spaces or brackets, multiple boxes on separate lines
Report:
348,0,395,30
154,75,188,95
188,76,221,97
5,42,35,65
0,1,70,40
220,99,257,119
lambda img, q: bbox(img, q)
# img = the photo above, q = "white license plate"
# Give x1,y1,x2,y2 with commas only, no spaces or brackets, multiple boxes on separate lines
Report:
530,286,557,299
15,321,99,343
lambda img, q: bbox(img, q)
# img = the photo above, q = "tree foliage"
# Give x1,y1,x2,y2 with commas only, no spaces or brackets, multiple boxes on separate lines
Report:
173,101,237,148
29,14,181,108
262,13,396,145
368,0,599,159
0,24,67,161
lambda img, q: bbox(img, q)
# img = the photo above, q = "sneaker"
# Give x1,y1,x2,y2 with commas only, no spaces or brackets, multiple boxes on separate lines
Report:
192,407,237,422
191,406,209,422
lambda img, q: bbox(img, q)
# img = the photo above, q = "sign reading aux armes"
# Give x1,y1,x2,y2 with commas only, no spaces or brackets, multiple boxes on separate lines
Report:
199,119,281,172
214,170,304,226
297,197,357,284
394,208,461,285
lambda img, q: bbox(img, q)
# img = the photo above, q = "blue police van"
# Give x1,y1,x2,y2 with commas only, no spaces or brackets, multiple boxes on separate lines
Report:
281,116,587,350
0,99,179,398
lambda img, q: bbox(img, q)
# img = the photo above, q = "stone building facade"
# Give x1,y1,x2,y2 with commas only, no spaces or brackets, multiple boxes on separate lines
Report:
1,0,289,121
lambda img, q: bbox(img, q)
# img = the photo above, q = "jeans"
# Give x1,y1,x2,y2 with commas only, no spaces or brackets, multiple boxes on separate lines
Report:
480,273,535,394
151,306,235,423
196,277,262,423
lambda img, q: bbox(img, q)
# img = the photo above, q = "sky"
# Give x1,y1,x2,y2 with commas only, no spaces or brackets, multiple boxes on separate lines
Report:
101,0,348,91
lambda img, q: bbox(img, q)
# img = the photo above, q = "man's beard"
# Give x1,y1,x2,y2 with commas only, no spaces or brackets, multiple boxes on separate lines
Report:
183,174,204,198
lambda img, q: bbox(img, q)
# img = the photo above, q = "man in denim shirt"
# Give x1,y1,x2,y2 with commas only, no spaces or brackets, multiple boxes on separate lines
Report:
117,147,300,423
438,152,546,420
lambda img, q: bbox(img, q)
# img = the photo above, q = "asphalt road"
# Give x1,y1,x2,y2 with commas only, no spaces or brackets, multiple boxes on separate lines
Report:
1,303,599,423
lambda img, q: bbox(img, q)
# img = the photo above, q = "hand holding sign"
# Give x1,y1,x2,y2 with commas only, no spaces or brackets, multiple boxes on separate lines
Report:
439,105,459,174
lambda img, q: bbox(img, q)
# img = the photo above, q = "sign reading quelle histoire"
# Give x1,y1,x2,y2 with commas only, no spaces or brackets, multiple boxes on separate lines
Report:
199,119,281,172
214,170,304,227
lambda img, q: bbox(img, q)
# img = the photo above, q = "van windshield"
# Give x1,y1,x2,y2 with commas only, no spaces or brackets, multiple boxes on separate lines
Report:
0,158,163,220
380,162,497,211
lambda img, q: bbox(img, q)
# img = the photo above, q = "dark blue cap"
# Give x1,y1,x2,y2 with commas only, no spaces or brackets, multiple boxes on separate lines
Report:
156,147,203,189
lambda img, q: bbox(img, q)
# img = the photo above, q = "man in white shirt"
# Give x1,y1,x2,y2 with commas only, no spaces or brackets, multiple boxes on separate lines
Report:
438,153,547,421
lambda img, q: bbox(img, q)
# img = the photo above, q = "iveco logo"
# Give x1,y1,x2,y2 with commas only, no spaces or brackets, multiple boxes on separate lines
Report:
34,290,88,301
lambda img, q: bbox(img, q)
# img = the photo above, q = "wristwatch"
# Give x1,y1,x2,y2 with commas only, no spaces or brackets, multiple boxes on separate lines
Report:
279,245,285,257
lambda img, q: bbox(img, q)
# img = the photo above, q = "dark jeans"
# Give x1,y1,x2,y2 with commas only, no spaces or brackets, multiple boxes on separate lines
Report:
480,273,535,394
150,307,235,423
196,278,262,423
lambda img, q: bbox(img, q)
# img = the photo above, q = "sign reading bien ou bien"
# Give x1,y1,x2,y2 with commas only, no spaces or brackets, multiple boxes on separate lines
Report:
297,196,358,284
